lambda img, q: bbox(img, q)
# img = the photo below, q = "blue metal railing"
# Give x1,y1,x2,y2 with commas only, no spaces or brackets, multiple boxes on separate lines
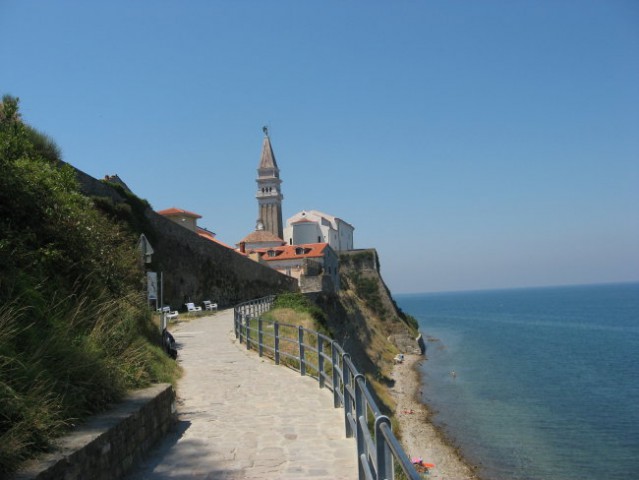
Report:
234,296,421,480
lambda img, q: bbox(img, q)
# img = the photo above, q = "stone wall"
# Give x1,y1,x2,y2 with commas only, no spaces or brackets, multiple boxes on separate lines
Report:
144,210,298,308
72,165,299,309
12,384,175,480
338,249,380,272
300,274,335,294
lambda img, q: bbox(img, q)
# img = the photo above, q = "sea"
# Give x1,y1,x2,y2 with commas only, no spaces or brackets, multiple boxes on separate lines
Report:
395,282,639,480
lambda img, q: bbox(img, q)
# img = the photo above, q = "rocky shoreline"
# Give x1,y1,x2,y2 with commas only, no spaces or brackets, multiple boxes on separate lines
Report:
390,353,479,480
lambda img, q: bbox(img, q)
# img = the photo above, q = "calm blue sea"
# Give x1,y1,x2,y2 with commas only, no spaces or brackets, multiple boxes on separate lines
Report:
395,282,639,480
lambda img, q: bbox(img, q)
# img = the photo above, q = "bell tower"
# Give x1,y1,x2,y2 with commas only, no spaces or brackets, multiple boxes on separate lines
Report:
256,127,284,239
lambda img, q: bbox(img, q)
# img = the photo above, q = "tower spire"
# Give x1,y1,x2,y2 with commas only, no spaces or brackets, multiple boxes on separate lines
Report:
256,128,283,239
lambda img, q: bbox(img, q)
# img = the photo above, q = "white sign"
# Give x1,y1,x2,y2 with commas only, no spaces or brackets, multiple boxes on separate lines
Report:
147,272,158,300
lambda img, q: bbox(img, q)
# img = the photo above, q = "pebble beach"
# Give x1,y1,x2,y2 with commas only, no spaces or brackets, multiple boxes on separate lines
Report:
391,354,479,480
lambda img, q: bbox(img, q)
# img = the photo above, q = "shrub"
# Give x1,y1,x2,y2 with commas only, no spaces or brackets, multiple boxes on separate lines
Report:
0,95,180,474
273,293,327,326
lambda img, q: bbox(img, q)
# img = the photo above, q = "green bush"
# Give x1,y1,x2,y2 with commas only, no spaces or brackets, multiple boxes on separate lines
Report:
353,276,386,317
273,293,327,325
0,95,179,474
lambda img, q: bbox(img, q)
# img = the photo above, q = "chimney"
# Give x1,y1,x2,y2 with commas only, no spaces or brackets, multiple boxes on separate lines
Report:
239,242,246,254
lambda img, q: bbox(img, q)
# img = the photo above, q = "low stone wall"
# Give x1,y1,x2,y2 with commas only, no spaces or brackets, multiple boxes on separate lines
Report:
13,384,175,480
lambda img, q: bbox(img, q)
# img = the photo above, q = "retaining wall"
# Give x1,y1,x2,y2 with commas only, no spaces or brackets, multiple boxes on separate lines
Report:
13,384,175,480
72,165,299,308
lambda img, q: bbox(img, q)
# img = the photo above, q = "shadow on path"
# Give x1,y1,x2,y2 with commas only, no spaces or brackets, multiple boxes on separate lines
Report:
125,309,357,480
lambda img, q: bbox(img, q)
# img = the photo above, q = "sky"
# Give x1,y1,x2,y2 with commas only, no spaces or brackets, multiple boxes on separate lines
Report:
1,1,638,294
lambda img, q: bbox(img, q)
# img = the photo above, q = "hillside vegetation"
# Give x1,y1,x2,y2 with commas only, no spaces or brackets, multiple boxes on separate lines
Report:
266,250,419,415
0,96,180,474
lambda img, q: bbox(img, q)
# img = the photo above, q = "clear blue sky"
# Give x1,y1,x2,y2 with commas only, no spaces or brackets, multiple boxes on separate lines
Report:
2,1,638,293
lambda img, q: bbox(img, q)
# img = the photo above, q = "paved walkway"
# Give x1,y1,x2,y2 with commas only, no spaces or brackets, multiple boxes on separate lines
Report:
125,308,357,480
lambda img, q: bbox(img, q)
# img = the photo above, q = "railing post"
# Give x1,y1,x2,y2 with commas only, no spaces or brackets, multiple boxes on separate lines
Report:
232,295,421,480
332,342,340,408
245,314,251,350
274,322,280,365
375,416,393,480
343,353,353,438
354,374,366,480
298,326,305,376
318,336,324,388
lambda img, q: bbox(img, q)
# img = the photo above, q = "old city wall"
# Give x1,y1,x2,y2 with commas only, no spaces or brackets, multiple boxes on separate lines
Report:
73,167,298,309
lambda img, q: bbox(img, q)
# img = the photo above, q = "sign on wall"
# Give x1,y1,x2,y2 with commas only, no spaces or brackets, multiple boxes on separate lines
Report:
147,272,158,301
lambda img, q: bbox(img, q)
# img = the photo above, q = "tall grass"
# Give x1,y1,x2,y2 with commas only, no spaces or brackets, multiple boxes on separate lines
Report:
0,95,181,474
0,288,180,474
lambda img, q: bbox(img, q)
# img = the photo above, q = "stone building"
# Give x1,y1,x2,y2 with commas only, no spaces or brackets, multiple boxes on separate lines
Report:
157,207,201,233
237,129,347,293
158,207,232,249
256,127,284,240
238,220,285,253
250,243,340,293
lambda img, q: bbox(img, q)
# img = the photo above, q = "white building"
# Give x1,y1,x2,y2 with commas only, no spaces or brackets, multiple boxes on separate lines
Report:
284,210,354,252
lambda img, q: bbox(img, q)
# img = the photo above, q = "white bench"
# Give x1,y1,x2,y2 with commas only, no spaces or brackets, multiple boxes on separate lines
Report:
186,302,202,314
159,306,179,321
203,300,218,311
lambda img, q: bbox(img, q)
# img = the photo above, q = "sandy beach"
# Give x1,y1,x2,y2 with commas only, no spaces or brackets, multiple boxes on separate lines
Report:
390,354,479,480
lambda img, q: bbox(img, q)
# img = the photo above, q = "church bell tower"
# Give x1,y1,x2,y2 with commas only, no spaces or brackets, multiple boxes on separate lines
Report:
256,127,284,239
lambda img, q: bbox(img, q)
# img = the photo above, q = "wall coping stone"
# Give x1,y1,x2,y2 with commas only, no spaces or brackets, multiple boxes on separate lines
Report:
12,383,175,480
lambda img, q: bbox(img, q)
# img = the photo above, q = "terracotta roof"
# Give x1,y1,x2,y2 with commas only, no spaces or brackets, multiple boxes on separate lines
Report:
157,207,202,219
197,227,215,240
240,229,284,244
197,228,234,249
254,243,328,261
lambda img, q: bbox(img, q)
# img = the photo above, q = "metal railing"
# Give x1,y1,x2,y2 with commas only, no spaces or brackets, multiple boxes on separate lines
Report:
234,296,421,480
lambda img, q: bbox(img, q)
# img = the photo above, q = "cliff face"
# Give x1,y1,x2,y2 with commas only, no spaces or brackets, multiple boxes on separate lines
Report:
311,249,419,411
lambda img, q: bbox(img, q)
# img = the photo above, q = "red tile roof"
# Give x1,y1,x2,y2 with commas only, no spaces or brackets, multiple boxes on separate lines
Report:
240,229,284,244
157,207,202,219
253,243,328,261
197,228,234,249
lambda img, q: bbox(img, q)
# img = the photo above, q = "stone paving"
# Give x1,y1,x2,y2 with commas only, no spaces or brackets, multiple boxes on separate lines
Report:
125,308,357,480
